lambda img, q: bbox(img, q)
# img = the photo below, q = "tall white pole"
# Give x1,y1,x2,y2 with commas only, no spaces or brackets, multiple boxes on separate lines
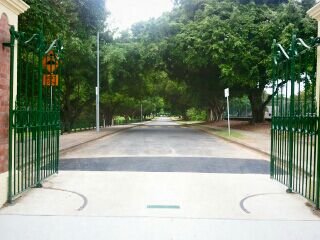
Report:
96,32,100,132
227,96,231,136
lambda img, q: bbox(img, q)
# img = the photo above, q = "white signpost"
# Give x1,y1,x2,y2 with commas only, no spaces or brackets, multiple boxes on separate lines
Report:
224,88,231,136
96,32,100,132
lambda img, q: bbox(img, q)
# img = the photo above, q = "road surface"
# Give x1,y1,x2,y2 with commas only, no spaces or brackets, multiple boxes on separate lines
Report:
60,117,269,173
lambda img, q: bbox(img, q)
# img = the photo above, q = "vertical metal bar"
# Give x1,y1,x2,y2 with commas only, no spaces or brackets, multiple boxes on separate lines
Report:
13,101,16,196
17,45,21,194
312,49,318,202
281,63,287,183
36,32,43,187
8,26,16,202
28,53,31,187
56,52,61,172
294,54,301,192
314,37,320,208
43,61,47,179
311,120,316,202
304,122,308,196
281,65,287,183
31,51,35,186
271,40,277,177
19,53,28,191
275,65,281,180
316,116,320,208
293,118,296,190
308,121,313,199
287,36,296,193
306,51,314,200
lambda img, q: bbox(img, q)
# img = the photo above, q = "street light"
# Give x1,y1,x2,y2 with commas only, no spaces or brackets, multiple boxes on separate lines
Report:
96,32,100,132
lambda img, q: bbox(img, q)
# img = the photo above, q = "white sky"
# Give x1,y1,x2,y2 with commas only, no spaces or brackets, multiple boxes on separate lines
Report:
106,0,174,32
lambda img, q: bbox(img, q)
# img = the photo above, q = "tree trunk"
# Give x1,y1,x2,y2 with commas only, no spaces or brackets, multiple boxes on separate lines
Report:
209,99,224,122
107,115,113,126
207,109,213,122
104,107,113,126
248,90,265,123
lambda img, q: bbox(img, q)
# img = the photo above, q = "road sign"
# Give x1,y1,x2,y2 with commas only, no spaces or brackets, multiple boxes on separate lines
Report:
42,50,59,73
224,88,229,98
43,74,59,86
224,88,231,136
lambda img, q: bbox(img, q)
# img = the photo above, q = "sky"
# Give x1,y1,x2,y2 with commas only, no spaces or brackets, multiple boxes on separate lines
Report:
106,0,174,32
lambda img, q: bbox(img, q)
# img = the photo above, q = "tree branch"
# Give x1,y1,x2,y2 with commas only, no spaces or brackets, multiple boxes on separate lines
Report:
262,80,287,109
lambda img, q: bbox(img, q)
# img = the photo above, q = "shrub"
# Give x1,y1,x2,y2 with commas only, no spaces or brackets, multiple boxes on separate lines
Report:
186,108,207,121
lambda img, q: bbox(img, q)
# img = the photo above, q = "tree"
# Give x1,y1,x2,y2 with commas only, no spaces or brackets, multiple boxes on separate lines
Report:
171,0,316,122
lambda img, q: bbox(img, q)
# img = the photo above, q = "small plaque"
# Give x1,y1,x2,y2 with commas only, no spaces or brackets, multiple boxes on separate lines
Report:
43,74,59,86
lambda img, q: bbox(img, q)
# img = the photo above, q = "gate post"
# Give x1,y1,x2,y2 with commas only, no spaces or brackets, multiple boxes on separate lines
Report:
308,3,320,209
0,0,29,207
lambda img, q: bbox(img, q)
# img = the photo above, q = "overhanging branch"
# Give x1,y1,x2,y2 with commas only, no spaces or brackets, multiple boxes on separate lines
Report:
262,79,287,109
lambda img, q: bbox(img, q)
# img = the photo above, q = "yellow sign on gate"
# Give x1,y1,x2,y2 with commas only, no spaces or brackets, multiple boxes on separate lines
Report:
42,50,59,73
43,74,59,86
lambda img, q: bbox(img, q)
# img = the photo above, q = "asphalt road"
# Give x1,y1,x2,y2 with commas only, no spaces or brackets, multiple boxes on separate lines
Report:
60,117,268,173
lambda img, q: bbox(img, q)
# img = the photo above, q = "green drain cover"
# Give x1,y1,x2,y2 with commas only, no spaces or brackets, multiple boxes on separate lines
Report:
147,205,180,209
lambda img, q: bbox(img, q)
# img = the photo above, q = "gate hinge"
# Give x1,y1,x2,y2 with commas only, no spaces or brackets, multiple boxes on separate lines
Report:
2,42,11,47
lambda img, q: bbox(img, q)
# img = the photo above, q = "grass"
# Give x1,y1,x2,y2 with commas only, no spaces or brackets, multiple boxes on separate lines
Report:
173,119,205,125
213,129,244,139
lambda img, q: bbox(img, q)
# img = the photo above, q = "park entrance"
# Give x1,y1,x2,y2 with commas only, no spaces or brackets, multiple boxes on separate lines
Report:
7,27,62,202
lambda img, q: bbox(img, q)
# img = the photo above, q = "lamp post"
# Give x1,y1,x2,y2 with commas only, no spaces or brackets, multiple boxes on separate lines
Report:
96,32,100,132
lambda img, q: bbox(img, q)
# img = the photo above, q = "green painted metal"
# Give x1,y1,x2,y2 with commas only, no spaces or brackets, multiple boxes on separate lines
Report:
7,26,63,202
271,35,320,208
147,205,180,209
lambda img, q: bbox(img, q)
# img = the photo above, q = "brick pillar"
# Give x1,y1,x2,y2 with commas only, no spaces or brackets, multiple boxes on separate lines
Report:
0,0,29,207
0,13,10,176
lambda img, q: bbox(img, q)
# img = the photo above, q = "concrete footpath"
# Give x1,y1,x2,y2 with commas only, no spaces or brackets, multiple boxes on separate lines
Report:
1,214,320,240
59,123,144,154
179,120,271,157
1,172,319,240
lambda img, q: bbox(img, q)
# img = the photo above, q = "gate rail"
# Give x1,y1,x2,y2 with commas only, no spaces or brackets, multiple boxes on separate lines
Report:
7,26,62,202
271,35,320,208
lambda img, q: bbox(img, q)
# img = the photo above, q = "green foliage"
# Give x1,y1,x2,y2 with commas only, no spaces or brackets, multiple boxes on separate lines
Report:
19,0,318,126
159,0,316,122
229,96,251,117
186,108,207,121
101,0,316,123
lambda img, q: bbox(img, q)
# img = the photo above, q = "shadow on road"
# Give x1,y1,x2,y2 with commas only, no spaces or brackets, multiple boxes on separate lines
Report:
59,157,269,174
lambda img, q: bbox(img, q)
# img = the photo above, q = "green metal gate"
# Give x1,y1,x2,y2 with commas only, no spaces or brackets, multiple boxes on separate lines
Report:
271,35,320,208
7,27,62,202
